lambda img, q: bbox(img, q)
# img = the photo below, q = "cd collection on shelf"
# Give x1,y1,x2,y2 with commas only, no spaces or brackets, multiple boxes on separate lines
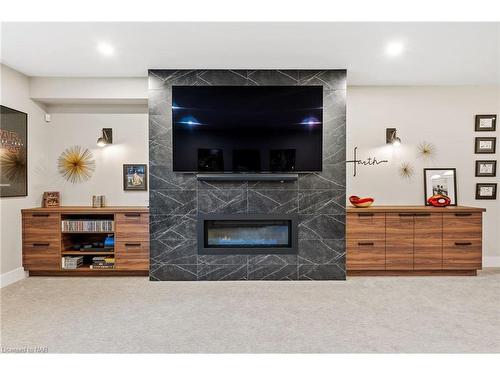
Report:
61,220,114,232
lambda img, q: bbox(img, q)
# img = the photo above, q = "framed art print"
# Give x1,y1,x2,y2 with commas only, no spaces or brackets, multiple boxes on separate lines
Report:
475,114,496,131
123,164,147,191
0,105,28,197
475,183,497,200
423,168,457,206
475,160,496,177
474,137,496,154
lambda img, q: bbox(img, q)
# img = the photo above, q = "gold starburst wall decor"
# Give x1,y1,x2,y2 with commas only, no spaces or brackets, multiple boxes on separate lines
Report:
0,149,26,182
417,142,435,159
399,162,414,179
58,146,95,183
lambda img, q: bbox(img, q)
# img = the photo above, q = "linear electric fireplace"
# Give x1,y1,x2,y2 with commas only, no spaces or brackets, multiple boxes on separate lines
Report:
198,215,298,255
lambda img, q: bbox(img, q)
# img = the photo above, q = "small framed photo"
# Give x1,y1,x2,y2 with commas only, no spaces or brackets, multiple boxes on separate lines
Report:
424,168,457,206
475,160,497,177
42,191,60,207
123,164,147,191
475,114,496,131
475,183,497,200
474,137,496,154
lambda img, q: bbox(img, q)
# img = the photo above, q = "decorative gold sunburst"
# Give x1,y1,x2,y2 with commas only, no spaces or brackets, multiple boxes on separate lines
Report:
58,146,95,183
417,142,435,159
399,162,414,179
0,149,26,182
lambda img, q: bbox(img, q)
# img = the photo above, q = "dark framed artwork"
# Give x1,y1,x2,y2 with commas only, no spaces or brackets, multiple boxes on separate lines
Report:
0,105,28,197
475,183,497,200
423,168,457,206
475,114,496,131
475,160,496,177
474,137,496,154
123,164,147,191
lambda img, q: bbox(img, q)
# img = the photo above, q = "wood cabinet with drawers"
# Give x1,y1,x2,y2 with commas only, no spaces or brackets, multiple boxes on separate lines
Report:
346,206,485,276
22,206,149,276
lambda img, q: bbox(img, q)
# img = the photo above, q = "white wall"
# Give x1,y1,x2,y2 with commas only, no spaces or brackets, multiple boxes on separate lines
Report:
43,112,148,206
347,86,500,264
0,64,49,280
1,70,148,285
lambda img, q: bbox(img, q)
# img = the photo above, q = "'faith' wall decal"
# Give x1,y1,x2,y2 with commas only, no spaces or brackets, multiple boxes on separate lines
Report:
345,147,389,177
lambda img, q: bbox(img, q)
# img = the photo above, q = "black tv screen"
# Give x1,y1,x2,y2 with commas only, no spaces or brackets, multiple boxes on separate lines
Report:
172,86,323,172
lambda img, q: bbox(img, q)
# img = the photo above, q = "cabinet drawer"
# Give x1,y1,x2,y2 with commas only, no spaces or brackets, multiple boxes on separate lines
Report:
23,241,59,254
443,213,482,240
23,213,60,242
115,241,149,257
23,253,60,270
347,240,385,270
346,213,385,240
115,213,149,241
115,241,149,270
443,239,482,270
115,258,149,271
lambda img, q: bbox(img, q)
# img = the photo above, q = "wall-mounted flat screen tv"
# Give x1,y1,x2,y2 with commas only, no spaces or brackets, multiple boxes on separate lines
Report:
172,85,323,172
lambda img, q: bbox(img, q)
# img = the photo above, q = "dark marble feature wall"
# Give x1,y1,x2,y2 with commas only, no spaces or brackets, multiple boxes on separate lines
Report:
148,70,346,280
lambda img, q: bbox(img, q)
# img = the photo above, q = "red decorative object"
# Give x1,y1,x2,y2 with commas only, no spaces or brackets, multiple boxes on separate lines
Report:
427,194,451,207
349,195,374,208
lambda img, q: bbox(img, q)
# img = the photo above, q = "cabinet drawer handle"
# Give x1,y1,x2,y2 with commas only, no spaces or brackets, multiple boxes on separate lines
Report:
455,242,472,246
358,242,374,246
358,213,374,217
125,243,141,247
398,213,414,217
455,213,472,217
33,243,50,247
414,213,431,216
32,213,50,217
124,213,141,217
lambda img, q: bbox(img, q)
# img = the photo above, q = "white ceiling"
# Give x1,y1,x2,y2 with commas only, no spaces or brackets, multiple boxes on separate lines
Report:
1,22,499,85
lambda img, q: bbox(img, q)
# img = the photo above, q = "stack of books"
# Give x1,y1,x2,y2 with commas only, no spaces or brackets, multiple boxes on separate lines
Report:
61,220,114,232
90,256,115,269
62,256,83,269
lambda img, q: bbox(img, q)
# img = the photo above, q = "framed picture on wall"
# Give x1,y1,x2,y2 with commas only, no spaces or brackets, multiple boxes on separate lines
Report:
0,105,28,197
475,160,497,177
475,183,497,200
423,168,457,206
475,114,496,131
123,164,148,191
474,137,496,154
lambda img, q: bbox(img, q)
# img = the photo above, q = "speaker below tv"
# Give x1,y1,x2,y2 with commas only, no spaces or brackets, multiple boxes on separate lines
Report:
172,85,323,175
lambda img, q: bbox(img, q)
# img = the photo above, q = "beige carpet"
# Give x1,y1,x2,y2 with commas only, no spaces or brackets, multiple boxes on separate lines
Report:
1,269,499,353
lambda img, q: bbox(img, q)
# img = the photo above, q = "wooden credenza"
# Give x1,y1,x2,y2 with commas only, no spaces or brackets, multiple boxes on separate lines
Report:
346,206,486,276
22,206,149,276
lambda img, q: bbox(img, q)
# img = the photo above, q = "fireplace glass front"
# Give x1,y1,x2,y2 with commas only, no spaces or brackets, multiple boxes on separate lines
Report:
199,215,297,255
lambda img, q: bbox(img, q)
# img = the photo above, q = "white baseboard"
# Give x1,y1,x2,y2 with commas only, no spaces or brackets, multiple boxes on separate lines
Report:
483,256,500,267
0,267,27,288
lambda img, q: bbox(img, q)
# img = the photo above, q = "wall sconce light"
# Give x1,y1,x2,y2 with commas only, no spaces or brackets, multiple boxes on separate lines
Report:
97,128,113,147
386,128,401,146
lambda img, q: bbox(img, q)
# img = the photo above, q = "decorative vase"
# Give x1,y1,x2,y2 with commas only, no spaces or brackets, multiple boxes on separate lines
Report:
427,194,451,207
349,195,374,208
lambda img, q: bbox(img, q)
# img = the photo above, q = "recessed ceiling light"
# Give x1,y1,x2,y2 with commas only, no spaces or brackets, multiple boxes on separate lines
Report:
385,41,405,57
97,42,114,56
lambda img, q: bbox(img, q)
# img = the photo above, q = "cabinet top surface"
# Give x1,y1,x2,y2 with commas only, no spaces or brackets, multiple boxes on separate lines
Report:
22,206,149,213
347,205,486,213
